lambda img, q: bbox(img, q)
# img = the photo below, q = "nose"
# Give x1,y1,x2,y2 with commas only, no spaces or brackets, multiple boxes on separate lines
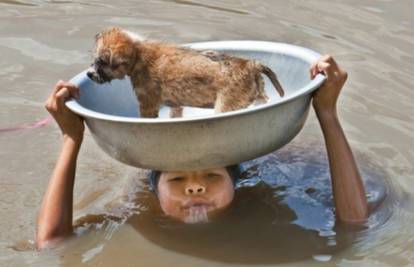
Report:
86,70,94,79
185,184,206,195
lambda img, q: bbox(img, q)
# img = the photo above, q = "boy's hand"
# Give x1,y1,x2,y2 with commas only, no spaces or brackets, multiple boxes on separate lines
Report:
310,55,348,115
45,80,84,143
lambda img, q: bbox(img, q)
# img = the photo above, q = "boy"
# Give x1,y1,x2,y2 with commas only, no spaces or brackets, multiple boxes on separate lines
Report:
36,55,368,249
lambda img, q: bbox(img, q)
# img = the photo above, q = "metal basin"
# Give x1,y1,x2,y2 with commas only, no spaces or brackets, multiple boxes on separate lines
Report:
66,41,325,171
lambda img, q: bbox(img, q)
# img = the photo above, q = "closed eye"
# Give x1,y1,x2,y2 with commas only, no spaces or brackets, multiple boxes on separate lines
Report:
168,176,185,182
206,173,221,179
111,60,128,69
95,58,108,66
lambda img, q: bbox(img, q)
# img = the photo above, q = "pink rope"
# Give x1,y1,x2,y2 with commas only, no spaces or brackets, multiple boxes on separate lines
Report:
0,117,52,133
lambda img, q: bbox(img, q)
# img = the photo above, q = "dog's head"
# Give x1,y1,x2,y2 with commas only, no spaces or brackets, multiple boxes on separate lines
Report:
87,27,142,84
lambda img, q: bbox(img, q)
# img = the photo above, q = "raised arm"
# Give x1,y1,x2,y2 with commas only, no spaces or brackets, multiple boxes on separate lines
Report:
310,55,368,224
36,81,84,249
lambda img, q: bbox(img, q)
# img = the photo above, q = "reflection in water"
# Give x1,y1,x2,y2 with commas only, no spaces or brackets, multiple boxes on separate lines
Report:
129,185,353,264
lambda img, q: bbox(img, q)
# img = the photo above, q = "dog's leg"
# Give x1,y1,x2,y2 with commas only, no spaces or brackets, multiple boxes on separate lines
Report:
254,74,268,106
136,89,161,118
214,91,251,113
254,95,268,106
140,107,159,118
170,107,183,118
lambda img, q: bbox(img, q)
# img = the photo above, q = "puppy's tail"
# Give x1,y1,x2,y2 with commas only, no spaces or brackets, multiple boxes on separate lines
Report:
258,64,285,97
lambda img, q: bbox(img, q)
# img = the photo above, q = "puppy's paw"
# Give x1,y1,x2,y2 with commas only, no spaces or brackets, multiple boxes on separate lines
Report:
170,107,183,118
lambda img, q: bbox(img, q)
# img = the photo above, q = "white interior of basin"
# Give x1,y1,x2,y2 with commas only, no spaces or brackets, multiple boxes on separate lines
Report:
68,41,324,121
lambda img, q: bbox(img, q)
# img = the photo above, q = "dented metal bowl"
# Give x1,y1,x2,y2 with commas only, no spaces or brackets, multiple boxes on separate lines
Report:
66,41,325,171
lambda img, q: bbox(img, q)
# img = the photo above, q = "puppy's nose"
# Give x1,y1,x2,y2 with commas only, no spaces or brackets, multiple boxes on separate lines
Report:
86,71,94,79
185,185,206,195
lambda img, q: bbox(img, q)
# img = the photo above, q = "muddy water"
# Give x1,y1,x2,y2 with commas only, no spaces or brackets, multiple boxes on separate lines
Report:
1,0,414,266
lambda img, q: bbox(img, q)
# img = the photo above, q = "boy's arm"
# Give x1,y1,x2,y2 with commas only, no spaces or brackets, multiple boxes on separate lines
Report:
311,56,369,224
36,81,84,249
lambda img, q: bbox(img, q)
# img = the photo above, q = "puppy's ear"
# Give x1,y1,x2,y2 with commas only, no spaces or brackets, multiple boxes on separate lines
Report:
92,32,103,55
94,32,102,42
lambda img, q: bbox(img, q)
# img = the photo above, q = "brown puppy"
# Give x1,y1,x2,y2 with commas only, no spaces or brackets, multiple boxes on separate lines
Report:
87,27,285,118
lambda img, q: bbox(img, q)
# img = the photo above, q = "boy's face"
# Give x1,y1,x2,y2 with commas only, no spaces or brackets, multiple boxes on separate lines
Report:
157,168,234,223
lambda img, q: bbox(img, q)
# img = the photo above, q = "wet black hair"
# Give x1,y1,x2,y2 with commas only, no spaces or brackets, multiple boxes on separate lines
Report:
148,165,241,193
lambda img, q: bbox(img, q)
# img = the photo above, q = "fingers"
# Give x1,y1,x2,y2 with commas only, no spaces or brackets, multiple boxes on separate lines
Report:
310,54,339,79
310,61,328,79
53,80,65,94
45,80,80,112
310,62,317,79
320,54,338,67
55,87,70,108
53,80,80,99
316,61,332,79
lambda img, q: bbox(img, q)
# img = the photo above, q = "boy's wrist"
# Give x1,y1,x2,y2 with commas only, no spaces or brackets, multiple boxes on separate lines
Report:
314,107,338,124
63,134,83,147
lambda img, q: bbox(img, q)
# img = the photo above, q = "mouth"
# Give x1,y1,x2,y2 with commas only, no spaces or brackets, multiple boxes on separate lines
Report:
184,205,210,224
87,66,112,84
183,199,213,210
182,199,215,224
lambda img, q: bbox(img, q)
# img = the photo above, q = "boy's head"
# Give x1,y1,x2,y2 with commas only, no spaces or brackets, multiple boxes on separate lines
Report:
149,165,240,223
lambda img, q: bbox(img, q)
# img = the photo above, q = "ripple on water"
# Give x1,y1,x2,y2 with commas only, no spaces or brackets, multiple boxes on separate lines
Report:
0,0,36,6
106,17,174,27
0,37,87,65
168,0,250,15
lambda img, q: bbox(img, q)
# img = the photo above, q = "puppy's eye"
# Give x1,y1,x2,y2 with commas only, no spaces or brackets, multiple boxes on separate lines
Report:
169,176,184,182
112,61,128,69
96,58,108,66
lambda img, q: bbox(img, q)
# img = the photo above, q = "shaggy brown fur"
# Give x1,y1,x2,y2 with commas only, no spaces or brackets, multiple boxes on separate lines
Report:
87,27,285,118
